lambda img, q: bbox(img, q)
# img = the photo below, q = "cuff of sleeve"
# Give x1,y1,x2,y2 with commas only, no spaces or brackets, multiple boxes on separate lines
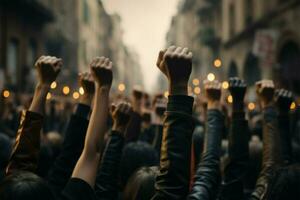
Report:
75,103,91,119
22,110,44,120
167,95,194,114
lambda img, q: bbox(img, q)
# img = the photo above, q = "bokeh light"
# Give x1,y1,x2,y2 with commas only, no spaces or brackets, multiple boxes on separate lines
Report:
207,73,215,81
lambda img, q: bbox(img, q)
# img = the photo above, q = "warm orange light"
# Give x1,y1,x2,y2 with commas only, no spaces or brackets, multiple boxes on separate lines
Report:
62,86,70,95
214,59,222,68
194,87,201,94
79,87,84,95
73,92,80,99
46,92,52,100
222,81,229,89
248,102,255,110
290,102,296,110
227,95,233,104
192,78,200,86
207,73,215,81
50,81,57,89
3,90,10,98
118,83,126,92
164,91,169,98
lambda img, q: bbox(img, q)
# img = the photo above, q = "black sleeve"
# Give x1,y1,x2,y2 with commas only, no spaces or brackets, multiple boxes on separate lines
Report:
95,131,124,200
220,112,249,200
60,178,96,200
152,95,195,200
47,104,90,197
188,110,224,200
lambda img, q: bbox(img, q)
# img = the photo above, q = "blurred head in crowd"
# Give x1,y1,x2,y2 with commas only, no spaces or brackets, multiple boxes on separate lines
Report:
120,141,159,188
123,166,159,200
0,171,54,200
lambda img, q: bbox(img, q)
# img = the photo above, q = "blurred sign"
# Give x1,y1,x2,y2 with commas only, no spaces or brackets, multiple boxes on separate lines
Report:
253,29,279,67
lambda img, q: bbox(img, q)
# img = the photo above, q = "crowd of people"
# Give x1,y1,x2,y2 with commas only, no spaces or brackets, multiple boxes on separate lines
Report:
0,46,300,200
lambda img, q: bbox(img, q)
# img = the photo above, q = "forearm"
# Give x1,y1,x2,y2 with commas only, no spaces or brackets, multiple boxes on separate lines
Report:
84,87,109,156
29,83,50,114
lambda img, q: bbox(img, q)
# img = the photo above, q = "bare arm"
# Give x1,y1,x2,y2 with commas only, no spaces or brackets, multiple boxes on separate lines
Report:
72,56,113,187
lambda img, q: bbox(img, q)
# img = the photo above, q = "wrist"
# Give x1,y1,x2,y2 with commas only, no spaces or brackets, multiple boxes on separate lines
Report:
169,82,187,96
207,100,221,110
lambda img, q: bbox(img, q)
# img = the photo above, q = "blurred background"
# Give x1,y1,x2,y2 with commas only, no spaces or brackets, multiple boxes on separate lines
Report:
0,0,300,100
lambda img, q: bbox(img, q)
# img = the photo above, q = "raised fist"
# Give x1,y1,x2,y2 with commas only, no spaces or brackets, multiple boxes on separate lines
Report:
35,55,62,85
112,102,133,133
90,57,113,89
256,80,275,108
132,86,143,100
156,46,192,91
79,72,95,95
275,89,293,113
229,77,247,110
204,80,222,102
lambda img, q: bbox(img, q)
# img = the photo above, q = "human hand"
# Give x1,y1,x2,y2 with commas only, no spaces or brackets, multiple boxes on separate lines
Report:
90,57,113,89
229,77,247,111
112,102,133,134
256,80,275,108
204,80,222,110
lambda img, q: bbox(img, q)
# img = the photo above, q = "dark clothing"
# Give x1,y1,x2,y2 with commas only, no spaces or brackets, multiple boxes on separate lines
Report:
220,111,249,200
188,110,224,200
6,110,43,175
139,125,155,144
47,104,90,197
152,95,195,200
125,111,142,143
95,131,125,200
251,106,282,200
278,112,292,164
60,178,96,200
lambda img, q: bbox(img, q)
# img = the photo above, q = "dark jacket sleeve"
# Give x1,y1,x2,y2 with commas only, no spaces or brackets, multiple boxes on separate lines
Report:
278,112,292,164
95,131,125,200
151,95,195,200
6,110,43,175
251,106,282,200
125,111,142,143
47,104,90,196
6,111,43,174
219,112,249,200
188,109,224,200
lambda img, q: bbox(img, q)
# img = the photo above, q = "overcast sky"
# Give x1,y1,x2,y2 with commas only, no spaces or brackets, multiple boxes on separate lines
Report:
102,0,181,91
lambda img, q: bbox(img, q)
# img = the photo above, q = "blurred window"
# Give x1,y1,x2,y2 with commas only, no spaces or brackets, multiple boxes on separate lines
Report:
27,39,37,66
229,3,235,37
245,0,254,25
7,38,19,85
83,0,90,24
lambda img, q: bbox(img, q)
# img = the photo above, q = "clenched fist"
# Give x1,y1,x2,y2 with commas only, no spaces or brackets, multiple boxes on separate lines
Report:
112,102,133,134
256,80,275,108
35,55,62,85
90,57,113,89
229,77,247,111
156,46,193,95
275,89,293,114
204,80,222,110
79,72,95,95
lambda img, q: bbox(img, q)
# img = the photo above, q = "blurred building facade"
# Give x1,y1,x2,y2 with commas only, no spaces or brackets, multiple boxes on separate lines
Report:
166,0,300,97
0,0,143,95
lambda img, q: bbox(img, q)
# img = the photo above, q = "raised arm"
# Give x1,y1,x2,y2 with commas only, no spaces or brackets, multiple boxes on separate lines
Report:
47,72,94,195
275,89,293,164
6,56,61,175
71,57,112,187
188,80,224,200
220,77,249,200
95,102,132,199
152,46,195,199
251,80,282,199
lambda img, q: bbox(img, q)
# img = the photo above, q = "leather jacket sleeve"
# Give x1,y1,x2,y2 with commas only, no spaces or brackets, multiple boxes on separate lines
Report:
152,95,195,200
251,106,282,200
47,104,90,196
95,131,125,200
278,112,292,164
188,109,224,200
220,112,249,200
6,110,43,175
